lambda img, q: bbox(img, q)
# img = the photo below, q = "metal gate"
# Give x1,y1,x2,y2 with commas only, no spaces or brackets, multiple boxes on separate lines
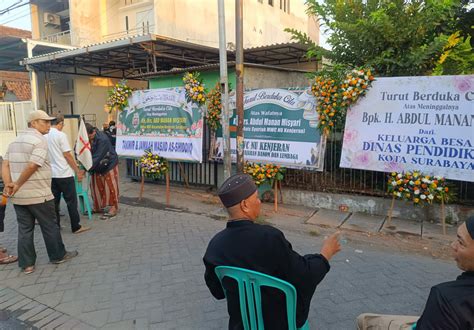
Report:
0,101,34,158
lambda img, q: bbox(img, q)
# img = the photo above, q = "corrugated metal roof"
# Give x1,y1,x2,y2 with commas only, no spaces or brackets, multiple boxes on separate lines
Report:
21,34,313,79
22,33,224,64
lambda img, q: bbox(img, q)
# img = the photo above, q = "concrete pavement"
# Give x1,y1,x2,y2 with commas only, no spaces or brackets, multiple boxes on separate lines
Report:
0,180,460,329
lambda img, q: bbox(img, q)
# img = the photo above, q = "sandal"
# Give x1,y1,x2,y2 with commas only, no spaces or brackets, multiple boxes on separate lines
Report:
100,212,117,220
23,266,35,275
0,255,17,264
0,247,7,253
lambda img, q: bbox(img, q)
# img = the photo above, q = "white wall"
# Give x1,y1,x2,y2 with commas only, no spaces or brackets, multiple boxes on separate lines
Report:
152,0,318,48
73,77,146,128
69,0,102,46
73,0,319,47
37,76,72,115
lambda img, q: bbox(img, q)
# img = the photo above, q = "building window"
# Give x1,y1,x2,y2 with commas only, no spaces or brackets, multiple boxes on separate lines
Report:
268,0,273,6
280,0,290,13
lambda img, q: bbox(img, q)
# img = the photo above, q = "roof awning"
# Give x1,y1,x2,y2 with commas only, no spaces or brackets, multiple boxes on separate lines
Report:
0,36,67,71
21,34,313,79
244,42,311,66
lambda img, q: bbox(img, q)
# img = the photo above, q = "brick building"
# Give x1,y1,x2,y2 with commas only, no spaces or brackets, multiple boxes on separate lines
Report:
0,26,32,102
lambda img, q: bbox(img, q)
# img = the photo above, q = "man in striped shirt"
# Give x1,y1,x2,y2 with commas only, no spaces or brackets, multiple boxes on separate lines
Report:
1,110,78,275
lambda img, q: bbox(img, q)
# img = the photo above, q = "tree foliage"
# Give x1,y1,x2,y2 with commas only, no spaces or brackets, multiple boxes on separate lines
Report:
286,0,473,76
433,33,474,75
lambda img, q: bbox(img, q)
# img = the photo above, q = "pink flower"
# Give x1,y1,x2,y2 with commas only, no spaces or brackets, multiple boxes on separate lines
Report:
343,129,358,143
453,76,473,93
384,161,403,173
352,152,372,167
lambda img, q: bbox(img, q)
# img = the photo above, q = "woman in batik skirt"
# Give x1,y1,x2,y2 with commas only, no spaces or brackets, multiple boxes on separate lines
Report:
85,123,119,220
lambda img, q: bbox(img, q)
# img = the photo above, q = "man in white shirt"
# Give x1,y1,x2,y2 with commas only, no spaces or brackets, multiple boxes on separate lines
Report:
46,115,90,234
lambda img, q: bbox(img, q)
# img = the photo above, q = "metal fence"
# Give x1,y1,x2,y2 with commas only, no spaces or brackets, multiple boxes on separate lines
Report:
283,128,474,206
126,119,219,188
125,124,474,205
0,101,34,158
127,159,218,188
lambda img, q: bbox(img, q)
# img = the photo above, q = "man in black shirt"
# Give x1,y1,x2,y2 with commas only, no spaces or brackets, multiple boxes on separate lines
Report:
357,216,474,330
203,174,341,329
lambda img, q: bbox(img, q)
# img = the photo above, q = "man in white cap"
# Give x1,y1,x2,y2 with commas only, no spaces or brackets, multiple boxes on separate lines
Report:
1,110,78,275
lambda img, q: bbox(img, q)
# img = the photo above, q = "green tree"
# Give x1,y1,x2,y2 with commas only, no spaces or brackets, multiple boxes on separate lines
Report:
433,32,474,75
286,0,473,76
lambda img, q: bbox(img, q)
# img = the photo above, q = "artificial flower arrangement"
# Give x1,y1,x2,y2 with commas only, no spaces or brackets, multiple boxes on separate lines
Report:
206,82,230,131
136,149,169,179
387,171,453,206
311,68,374,135
244,162,286,186
106,80,133,113
183,72,207,105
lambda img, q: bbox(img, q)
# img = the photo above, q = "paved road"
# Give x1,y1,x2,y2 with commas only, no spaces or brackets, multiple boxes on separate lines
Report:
0,199,459,329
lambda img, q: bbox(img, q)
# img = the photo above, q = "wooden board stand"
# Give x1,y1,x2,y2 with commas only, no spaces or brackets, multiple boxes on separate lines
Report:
273,181,283,212
138,170,170,206
139,170,145,201
441,198,446,235
385,195,396,227
166,172,170,206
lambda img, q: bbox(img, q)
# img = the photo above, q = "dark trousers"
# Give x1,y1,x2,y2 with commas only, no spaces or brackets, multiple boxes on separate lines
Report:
13,200,66,268
51,176,81,232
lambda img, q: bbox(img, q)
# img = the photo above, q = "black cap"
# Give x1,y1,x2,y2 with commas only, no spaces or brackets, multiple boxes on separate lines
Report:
466,216,474,240
218,174,257,208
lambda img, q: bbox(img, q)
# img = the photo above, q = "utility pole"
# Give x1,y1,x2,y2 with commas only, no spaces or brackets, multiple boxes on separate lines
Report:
235,0,244,173
218,0,231,180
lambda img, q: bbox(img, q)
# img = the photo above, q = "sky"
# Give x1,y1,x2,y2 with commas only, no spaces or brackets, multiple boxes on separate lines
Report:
0,0,32,30
0,0,329,47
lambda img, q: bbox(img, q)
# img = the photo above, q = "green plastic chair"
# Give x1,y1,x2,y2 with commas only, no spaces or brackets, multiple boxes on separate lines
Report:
215,266,310,330
75,174,92,220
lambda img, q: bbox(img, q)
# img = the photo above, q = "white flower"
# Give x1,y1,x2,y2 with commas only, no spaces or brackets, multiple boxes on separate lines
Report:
414,189,420,195
437,187,442,191
396,192,402,197
420,195,426,200
428,194,434,200
409,181,414,185
397,174,402,179
391,181,398,186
